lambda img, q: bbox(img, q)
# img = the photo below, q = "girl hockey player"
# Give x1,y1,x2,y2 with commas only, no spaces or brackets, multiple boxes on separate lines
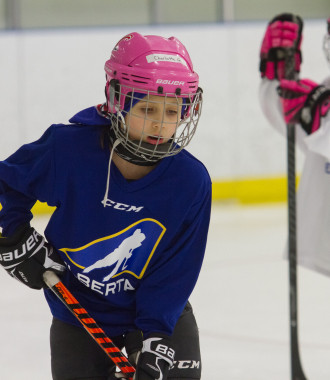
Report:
259,14,330,275
0,32,211,380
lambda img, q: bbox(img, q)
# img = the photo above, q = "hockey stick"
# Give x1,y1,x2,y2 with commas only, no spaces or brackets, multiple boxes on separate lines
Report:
43,270,135,380
284,42,307,380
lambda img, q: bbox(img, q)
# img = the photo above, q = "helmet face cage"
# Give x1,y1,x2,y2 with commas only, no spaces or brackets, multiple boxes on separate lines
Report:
323,18,330,65
324,34,330,65
108,84,203,162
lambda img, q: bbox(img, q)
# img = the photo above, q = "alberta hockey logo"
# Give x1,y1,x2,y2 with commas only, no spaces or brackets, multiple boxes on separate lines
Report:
59,219,166,295
83,229,146,282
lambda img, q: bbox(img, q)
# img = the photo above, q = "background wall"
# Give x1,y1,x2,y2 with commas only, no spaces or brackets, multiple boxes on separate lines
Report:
0,19,328,201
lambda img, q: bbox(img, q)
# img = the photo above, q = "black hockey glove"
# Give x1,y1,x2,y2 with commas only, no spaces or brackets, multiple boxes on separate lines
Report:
0,224,65,289
125,330,175,380
259,13,303,80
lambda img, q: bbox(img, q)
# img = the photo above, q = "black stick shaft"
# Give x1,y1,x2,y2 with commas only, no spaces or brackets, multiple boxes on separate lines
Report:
284,33,307,379
287,124,307,380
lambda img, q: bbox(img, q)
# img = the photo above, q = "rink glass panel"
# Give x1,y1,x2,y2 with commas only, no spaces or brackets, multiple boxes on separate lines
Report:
1,0,330,29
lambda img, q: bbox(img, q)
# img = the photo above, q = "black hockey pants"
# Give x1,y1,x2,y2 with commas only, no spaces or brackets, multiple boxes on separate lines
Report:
50,301,201,380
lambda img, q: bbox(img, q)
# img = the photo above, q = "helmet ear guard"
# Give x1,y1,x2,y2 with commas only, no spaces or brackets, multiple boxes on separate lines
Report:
106,79,120,112
181,87,203,119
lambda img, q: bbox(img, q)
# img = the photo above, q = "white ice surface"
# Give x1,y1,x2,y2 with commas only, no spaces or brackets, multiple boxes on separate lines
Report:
1,203,330,379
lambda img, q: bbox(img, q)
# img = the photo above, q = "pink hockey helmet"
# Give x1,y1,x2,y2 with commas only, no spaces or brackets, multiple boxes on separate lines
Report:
105,32,200,112
102,32,203,165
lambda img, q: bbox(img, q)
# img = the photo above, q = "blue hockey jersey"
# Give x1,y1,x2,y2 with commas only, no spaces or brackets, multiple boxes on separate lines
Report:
0,106,212,337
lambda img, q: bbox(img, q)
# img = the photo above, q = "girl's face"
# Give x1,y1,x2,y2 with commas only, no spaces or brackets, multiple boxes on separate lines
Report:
124,95,183,145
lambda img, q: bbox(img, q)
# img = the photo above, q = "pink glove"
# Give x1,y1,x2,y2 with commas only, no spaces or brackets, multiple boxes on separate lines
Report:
278,79,330,134
260,13,303,80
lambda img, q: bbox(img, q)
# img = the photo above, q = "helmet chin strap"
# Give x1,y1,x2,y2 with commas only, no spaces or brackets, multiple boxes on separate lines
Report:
107,125,161,166
101,130,159,208
102,139,121,208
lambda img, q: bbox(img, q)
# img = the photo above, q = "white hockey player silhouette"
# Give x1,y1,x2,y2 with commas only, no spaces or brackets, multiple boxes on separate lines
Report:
83,229,146,282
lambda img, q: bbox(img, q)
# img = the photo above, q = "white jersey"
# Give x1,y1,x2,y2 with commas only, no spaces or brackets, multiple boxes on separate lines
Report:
259,78,330,277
